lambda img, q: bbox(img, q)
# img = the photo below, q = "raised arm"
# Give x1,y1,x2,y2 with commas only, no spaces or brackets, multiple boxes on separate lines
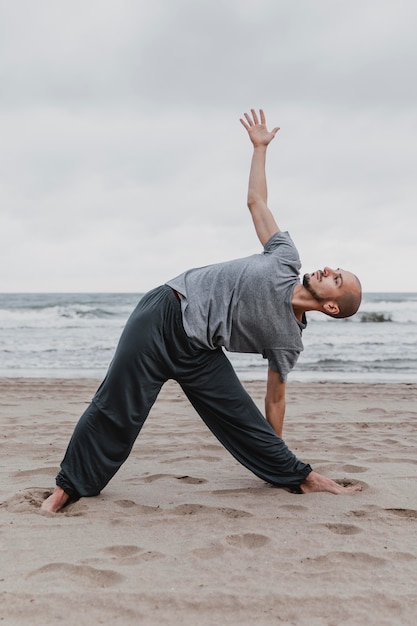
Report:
240,109,280,246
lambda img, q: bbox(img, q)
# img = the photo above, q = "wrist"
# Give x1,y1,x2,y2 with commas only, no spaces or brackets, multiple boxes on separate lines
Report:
252,143,268,152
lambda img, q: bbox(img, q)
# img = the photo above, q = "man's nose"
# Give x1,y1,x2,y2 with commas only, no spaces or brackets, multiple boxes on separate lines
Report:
323,267,335,276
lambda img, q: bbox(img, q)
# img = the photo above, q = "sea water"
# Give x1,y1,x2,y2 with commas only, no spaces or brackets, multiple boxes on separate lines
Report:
0,292,416,383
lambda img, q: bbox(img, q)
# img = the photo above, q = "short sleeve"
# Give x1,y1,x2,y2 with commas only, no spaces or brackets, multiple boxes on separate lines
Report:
263,347,301,383
263,231,301,269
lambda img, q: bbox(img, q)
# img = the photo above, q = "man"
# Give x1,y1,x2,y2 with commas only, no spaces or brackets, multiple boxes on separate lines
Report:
42,109,362,513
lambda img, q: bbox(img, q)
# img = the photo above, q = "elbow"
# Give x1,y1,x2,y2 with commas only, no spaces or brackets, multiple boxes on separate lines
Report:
247,192,263,213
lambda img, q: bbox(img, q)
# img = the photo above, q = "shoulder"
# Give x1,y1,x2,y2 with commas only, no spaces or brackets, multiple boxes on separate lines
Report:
263,231,297,253
263,231,301,268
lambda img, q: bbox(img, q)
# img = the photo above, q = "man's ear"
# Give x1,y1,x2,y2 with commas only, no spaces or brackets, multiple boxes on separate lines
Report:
322,301,340,316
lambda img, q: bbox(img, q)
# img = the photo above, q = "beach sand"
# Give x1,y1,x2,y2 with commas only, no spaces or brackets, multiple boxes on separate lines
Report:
0,378,416,625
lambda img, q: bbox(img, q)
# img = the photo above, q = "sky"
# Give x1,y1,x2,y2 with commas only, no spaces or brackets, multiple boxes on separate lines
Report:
1,0,416,293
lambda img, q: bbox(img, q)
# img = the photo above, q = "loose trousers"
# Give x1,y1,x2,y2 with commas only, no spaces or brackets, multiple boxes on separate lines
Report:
56,285,311,498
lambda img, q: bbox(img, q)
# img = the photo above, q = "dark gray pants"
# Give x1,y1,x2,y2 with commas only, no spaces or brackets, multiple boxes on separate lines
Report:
56,285,311,498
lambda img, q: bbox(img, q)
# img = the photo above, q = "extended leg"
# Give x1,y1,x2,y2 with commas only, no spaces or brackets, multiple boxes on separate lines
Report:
42,287,176,511
177,351,361,493
178,349,311,490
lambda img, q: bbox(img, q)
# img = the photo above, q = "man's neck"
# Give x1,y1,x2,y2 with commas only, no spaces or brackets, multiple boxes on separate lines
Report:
292,284,315,321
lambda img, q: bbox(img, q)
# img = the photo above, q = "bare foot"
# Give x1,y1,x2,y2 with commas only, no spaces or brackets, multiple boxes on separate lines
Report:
41,486,70,512
300,471,362,495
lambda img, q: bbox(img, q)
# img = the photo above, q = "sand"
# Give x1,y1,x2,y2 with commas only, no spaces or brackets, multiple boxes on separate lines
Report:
0,377,416,625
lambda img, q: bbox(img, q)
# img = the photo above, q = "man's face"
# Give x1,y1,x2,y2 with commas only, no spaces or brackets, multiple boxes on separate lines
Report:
303,267,356,302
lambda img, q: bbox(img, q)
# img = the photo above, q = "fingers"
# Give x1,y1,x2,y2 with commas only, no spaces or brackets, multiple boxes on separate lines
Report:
240,108,272,129
241,109,262,127
239,111,256,130
239,117,250,130
251,109,259,124
239,108,280,139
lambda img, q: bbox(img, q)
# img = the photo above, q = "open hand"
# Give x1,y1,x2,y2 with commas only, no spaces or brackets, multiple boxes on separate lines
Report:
240,109,280,147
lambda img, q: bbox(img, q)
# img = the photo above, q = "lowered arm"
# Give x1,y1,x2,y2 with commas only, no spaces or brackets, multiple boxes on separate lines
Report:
265,367,287,439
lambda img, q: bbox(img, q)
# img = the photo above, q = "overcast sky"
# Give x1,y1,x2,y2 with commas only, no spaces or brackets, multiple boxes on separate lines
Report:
1,0,416,293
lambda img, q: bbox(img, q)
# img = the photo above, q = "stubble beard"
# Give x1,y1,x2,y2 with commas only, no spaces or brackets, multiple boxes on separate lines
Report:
303,273,324,304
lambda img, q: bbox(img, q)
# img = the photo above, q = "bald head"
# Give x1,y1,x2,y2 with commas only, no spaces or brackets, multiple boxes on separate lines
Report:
328,273,362,319
302,267,362,319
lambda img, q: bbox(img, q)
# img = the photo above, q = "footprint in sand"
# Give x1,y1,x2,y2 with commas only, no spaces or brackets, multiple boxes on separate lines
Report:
1,488,86,516
347,509,369,519
0,489,51,513
339,464,368,474
384,508,417,520
113,500,161,515
0,488,91,517
278,504,309,513
140,473,172,483
138,473,207,484
324,523,362,535
27,562,124,588
303,551,386,568
171,503,252,518
104,545,142,557
175,475,207,484
192,533,270,560
358,407,390,415
226,533,270,548
334,478,368,490
346,504,381,520
100,544,165,564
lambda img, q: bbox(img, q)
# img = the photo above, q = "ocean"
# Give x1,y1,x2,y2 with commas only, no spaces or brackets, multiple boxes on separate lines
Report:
0,292,416,383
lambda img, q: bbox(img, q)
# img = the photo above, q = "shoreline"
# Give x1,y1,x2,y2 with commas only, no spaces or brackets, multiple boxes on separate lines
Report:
1,375,416,384
1,378,416,624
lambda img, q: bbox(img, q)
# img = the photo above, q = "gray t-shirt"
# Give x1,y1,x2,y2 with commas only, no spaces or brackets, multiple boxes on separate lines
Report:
167,231,306,381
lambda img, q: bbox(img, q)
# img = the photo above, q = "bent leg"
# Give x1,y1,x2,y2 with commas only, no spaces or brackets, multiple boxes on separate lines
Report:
178,350,311,490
